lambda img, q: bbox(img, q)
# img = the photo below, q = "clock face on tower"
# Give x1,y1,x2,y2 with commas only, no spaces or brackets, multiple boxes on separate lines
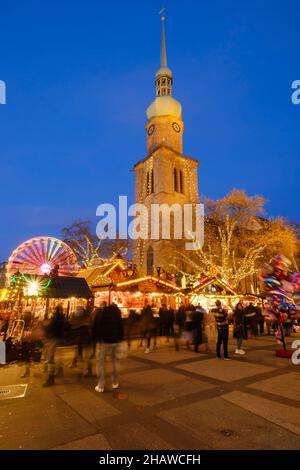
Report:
172,122,181,133
148,124,155,136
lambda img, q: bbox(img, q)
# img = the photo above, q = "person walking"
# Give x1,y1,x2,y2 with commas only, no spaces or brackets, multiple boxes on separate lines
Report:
174,304,186,351
141,300,155,353
184,304,196,350
256,304,265,335
212,300,230,360
43,306,69,387
93,303,124,393
233,302,247,355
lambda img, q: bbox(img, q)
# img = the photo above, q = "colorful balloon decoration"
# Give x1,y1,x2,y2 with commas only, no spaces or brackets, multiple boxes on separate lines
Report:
261,255,299,351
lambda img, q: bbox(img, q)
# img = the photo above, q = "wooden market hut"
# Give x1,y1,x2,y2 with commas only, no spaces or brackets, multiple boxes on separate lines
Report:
188,276,240,312
19,275,93,319
77,260,182,316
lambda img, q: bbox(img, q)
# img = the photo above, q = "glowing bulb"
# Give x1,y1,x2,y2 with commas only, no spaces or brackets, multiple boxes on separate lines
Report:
41,263,51,274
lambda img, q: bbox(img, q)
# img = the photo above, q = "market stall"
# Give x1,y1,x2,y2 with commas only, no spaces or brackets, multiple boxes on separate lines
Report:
3,273,92,320
94,275,182,317
188,277,240,313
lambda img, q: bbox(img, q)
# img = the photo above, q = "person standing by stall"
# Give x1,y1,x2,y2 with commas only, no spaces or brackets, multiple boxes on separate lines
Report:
233,302,247,355
212,300,230,360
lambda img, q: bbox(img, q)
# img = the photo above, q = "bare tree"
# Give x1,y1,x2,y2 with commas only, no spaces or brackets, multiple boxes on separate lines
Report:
175,189,299,288
62,219,131,268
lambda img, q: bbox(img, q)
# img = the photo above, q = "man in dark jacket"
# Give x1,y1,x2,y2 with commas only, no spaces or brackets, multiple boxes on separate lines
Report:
212,300,230,360
93,303,124,393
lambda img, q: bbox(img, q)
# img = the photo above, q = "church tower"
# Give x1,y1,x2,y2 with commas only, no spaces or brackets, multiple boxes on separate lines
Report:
133,13,199,277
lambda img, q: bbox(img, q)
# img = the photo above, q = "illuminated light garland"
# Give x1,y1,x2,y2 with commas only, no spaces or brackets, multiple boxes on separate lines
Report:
116,275,181,291
137,155,154,269
71,235,108,269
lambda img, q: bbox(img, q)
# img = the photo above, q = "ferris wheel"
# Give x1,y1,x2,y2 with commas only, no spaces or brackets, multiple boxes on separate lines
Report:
7,236,78,279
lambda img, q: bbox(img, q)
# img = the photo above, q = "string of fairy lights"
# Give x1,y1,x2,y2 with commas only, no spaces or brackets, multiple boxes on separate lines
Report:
137,155,154,269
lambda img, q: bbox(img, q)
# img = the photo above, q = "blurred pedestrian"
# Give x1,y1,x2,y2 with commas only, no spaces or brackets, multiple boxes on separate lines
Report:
192,305,205,353
43,306,70,387
174,304,186,351
93,303,124,393
141,300,155,353
245,302,258,336
233,302,247,355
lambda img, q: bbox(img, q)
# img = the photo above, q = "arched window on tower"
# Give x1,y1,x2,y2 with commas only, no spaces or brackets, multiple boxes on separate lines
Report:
174,168,184,194
147,246,154,275
179,170,184,194
173,168,178,192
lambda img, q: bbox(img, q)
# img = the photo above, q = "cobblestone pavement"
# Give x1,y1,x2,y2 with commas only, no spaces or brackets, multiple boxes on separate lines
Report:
0,334,299,450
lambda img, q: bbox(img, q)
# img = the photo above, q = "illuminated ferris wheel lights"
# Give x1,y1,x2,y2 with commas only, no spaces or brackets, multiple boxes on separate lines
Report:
7,236,78,279
41,263,51,275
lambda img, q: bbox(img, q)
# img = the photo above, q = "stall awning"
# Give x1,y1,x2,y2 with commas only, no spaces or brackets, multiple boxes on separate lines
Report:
115,276,181,294
23,275,93,299
77,259,126,287
189,277,237,296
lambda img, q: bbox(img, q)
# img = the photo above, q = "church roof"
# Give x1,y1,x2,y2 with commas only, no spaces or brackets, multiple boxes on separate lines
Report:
147,96,182,121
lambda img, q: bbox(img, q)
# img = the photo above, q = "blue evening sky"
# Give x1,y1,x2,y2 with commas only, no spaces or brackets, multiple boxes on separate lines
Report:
0,0,299,261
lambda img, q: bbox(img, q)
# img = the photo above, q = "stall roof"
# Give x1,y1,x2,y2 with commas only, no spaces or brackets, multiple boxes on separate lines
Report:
77,259,126,287
190,277,237,296
26,276,93,299
115,276,181,293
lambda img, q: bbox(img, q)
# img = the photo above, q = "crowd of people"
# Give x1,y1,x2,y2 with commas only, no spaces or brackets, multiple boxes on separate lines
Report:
0,298,282,392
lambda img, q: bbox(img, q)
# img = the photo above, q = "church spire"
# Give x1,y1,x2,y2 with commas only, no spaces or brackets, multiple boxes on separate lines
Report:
156,9,173,97
146,10,182,121
160,11,167,68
